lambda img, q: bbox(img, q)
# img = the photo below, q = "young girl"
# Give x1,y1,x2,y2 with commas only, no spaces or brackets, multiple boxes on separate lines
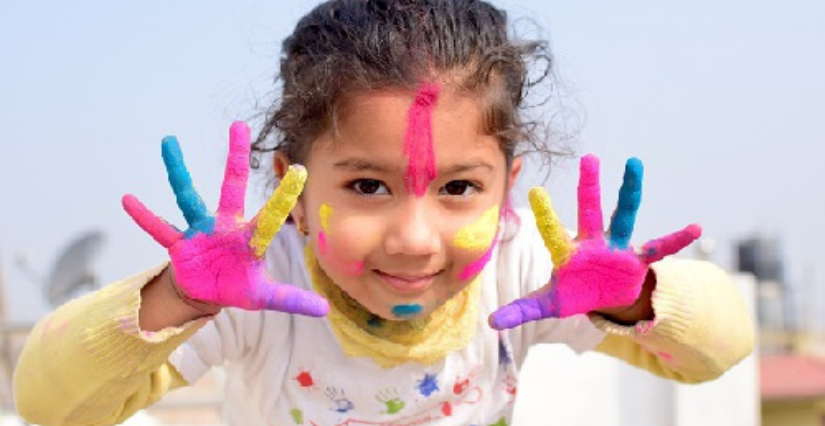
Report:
14,0,753,425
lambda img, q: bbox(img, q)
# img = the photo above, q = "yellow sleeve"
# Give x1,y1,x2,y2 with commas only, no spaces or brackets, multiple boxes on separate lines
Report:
590,258,755,384
13,264,210,426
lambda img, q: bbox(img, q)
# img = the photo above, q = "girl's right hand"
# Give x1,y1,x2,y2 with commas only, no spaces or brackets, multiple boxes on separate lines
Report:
122,121,329,317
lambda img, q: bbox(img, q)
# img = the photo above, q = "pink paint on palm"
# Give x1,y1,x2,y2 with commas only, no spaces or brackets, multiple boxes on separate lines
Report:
547,240,648,316
489,240,647,329
459,238,498,281
122,121,329,317
577,154,603,240
404,83,440,197
640,224,702,263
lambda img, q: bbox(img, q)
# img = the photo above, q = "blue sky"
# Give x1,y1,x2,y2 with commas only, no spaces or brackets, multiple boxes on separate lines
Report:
1,1,823,323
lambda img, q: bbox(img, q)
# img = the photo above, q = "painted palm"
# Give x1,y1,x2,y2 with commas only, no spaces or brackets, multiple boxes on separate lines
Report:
122,121,328,316
490,154,700,329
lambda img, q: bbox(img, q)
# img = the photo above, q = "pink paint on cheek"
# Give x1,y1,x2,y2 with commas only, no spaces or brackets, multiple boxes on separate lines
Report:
404,83,440,197
459,239,498,281
317,231,328,255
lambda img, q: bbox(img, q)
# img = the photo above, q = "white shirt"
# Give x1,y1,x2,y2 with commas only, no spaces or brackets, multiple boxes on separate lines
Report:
169,209,605,425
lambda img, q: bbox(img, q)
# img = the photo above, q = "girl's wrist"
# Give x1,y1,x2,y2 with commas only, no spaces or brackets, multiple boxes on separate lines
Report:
167,267,223,317
595,269,656,325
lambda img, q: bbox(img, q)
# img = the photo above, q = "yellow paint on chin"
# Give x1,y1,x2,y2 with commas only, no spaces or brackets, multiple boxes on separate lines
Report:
320,203,333,232
453,205,499,251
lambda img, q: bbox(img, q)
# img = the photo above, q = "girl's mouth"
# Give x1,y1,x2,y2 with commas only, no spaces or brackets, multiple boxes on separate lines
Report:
373,269,441,293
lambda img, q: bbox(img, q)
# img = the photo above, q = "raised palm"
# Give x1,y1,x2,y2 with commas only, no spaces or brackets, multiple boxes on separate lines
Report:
122,121,328,316
489,154,700,329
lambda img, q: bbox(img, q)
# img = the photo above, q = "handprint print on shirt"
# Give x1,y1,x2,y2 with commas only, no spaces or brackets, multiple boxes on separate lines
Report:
489,154,700,330
121,121,328,316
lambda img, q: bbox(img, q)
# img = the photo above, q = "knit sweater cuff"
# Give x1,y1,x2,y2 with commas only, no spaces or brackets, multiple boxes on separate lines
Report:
81,263,209,378
588,260,695,342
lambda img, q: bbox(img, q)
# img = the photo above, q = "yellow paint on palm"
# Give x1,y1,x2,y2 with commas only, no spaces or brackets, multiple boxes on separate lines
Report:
529,187,573,267
250,165,307,257
453,205,499,251
320,203,333,232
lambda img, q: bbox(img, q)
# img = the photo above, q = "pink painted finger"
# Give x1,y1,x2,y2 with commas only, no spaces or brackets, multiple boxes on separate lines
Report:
577,154,604,240
217,121,251,218
640,223,702,264
248,278,330,317
122,194,183,248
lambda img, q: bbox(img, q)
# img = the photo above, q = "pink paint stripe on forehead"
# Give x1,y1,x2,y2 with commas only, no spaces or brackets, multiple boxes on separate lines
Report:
404,83,440,197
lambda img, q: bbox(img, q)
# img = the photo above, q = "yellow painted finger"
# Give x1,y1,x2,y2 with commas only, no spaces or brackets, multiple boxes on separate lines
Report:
528,187,573,267
250,165,307,257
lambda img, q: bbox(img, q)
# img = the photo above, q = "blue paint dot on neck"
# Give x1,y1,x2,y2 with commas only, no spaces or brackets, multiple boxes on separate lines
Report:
392,304,423,318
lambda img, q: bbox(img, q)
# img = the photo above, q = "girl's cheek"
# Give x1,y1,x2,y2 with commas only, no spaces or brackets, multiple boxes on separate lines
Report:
452,205,500,280
314,203,369,277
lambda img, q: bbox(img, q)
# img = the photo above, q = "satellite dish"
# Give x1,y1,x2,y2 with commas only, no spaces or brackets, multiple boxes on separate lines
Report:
45,230,105,306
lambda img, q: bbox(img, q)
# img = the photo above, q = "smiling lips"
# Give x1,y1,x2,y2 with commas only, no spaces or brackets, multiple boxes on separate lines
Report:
374,269,441,293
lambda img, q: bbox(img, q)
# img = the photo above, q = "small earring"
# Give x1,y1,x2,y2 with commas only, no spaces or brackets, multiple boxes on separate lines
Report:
297,221,310,237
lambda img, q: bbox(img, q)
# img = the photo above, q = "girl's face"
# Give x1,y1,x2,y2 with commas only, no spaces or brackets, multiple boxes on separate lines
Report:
277,86,521,320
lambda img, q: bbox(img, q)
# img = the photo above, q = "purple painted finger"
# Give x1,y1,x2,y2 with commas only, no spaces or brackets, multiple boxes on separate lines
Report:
217,121,251,218
640,224,702,264
122,194,183,248
577,154,603,240
489,287,558,330
250,278,330,317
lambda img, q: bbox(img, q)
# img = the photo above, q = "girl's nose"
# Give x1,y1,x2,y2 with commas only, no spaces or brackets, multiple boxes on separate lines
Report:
383,199,442,256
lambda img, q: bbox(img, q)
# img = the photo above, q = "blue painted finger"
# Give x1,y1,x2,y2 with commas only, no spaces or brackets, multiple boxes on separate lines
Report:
609,158,643,249
162,136,214,235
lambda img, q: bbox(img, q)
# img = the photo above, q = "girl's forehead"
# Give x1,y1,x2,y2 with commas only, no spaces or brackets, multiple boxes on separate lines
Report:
313,87,503,163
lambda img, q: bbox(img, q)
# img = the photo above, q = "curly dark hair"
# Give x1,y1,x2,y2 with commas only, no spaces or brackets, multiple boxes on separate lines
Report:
252,0,564,170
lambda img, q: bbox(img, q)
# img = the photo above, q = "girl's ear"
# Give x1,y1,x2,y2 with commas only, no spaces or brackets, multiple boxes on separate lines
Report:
273,152,307,229
506,156,523,193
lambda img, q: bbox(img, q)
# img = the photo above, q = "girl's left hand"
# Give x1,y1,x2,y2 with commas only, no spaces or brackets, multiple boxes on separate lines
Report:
489,154,701,330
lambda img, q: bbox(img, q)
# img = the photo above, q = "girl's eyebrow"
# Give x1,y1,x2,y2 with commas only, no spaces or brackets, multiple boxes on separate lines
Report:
333,158,493,174
441,162,494,175
333,158,398,173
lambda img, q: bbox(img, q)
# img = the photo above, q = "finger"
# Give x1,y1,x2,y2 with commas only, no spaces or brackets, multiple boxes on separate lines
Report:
577,154,603,240
608,158,643,249
122,194,183,248
250,165,308,257
162,136,211,228
640,223,702,264
217,121,251,218
529,187,573,267
488,288,558,330
248,278,329,317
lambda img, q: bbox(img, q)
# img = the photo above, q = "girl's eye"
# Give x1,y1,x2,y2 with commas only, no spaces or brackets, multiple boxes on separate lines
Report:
349,179,389,195
440,180,479,196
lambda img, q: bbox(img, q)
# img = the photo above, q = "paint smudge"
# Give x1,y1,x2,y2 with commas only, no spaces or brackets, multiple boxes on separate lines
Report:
657,351,674,362
295,370,315,388
376,389,406,414
290,408,304,424
404,83,440,196
315,203,363,276
442,401,453,416
453,205,499,251
392,304,423,318
498,337,512,367
453,377,470,395
417,373,440,397
325,387,355,414
459,238,498,280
